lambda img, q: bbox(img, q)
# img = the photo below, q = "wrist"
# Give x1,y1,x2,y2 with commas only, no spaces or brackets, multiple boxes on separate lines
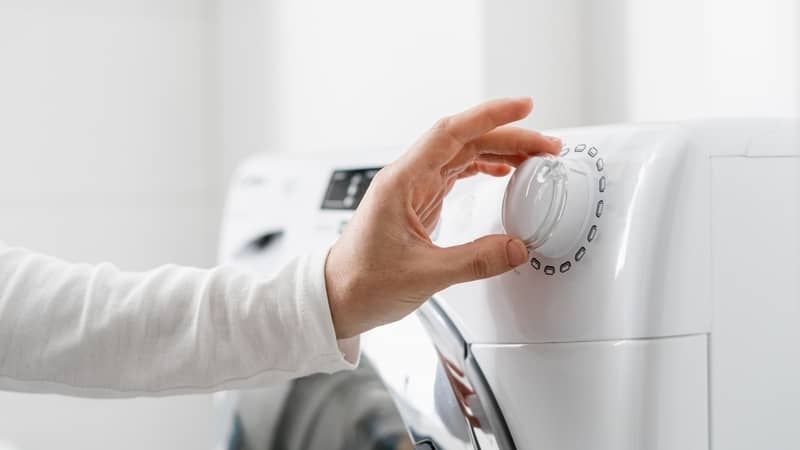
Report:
324,246,362,339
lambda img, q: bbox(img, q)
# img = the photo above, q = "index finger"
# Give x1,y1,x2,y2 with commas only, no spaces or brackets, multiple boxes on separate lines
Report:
417,97,534,168
442,97,533,143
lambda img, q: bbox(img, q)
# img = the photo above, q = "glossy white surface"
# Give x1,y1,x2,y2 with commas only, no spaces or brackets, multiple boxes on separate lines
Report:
471,335,709,450
362,314,475,450
437,120,798,345
438,124,713,343
220,120,800,450
710,156,800,449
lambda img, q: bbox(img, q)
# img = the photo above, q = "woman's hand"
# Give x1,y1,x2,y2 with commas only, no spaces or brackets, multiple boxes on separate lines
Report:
325,97,561,338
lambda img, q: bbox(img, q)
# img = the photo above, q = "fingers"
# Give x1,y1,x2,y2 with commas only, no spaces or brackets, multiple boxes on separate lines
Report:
456,161,512,179
473,153,530,168
472,127,561,157
414,97,534,168
444,126,561,172
442,97,534,143
426,235,528,286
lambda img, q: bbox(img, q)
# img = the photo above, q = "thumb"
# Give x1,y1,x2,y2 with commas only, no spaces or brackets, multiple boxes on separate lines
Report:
431,235,528,286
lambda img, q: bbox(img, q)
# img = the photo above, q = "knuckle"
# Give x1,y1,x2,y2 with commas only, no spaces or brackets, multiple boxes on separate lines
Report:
430,116,463,148
470,253,492,279
432,116,452,131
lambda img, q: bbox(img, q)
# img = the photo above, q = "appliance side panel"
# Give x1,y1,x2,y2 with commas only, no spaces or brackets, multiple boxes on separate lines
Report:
472,335,709,450
711,157,800,450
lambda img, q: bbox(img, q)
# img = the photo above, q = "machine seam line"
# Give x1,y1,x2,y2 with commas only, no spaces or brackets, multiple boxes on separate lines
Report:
470,331,709,347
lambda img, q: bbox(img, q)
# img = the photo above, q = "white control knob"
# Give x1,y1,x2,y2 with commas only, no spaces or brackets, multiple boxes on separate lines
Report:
502,154,598,259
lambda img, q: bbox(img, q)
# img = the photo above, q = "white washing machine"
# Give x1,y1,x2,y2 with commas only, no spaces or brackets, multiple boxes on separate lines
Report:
219,119,799,450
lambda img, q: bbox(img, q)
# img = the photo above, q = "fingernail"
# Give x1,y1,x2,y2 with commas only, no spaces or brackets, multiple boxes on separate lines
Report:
506,239,528,267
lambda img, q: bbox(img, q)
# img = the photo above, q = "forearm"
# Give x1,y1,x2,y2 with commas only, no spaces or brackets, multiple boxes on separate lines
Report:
0,244,357,397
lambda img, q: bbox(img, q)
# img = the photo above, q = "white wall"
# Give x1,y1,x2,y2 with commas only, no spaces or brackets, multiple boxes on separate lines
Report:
0,0,221,266
0,1,218,449
624,0,799,121
482,0,587,130
483,0,800,129
216,0,484,185
0,1,485,448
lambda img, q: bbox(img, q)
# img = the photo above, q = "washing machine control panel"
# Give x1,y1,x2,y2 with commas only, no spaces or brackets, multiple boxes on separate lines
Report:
321,167,381,210
501,144,606,275
219,154,392,274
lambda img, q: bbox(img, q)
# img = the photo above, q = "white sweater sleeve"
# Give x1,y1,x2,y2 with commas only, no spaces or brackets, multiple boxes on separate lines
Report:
0,243,360,397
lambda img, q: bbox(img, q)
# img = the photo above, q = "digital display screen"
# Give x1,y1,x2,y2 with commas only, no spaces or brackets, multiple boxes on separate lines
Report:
321,167,382,210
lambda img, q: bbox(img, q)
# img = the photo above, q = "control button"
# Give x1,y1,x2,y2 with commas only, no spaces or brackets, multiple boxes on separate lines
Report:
574,144,586,152
588,147,598,157
560,146,570,156
530,257,541,270
544,265,556,275
587,225,598,242
560,261,571,273
347,184,358,196
366,169,379,179
599,176,606,192
343,197,355,208
596,158,605,172
575,246,586,261
595,200,604,218
351,174,363,184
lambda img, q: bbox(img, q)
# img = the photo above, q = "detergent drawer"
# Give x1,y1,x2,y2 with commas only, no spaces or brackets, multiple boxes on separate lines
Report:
471,334,708,450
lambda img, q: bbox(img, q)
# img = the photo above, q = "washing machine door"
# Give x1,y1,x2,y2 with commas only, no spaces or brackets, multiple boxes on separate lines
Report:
363,300,516,450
